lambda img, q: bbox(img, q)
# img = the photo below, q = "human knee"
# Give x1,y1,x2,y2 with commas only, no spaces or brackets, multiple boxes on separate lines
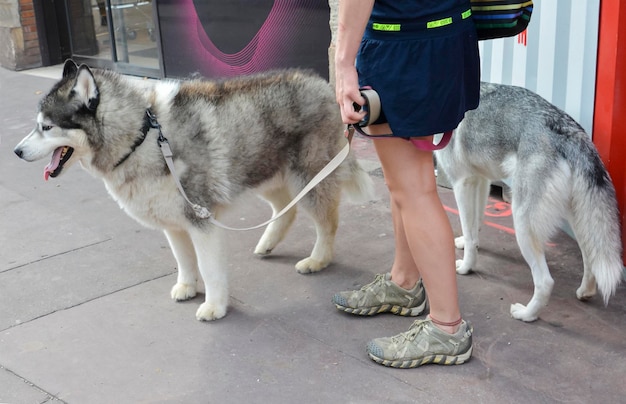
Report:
388,184,439,211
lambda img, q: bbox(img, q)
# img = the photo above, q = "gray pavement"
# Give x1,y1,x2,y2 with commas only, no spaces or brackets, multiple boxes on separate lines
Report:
1,66,625,404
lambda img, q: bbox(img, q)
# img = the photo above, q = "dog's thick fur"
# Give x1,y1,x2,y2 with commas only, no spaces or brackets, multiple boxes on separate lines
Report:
436,82,623,322
14,60,374,321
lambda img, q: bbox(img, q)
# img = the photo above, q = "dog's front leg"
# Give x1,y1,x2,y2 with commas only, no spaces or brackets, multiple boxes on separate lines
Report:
189,226,229,321
453,177,490,274
165,229,200,301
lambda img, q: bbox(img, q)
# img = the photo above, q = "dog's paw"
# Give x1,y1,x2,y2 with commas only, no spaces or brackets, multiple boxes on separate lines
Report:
254,232,281,256
454,236,465,250
576,284,597,301
196,302,227,321
510,303,538,322
295,257,329,274
253,242,273,256
170,283,197,301
455,259,473,275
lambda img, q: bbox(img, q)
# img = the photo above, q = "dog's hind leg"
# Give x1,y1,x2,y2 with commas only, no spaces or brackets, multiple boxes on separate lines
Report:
295,183,339,274
189,226,229,321
575,248,597,300
568,201,597,301
509,208,556,322
165,229,200,301
453,176,490,275
254,185,297,256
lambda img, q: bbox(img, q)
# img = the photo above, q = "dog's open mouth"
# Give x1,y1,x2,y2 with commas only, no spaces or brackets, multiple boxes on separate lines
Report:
44,146,74,181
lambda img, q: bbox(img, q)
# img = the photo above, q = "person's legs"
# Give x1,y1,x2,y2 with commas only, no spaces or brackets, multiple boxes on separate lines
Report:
331,158,426,316
360,133,472,368
388,201,422,289
372,133,460,334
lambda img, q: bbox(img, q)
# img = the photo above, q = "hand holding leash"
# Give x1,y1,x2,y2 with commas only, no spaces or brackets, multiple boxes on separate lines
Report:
353,88,381,127
349,87,452,151
335,66,367,125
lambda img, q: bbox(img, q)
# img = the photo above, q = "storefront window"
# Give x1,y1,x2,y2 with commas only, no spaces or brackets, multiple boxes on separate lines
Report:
61,0,330,79
109,1,158,68
66,0,159,74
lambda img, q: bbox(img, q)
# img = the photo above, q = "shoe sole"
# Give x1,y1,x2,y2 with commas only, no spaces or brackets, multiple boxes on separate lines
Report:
367,346,473,368
334,301,426,316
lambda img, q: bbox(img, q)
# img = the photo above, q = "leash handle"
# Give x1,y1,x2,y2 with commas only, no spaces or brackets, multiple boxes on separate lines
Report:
352,88,453,151
356,88,381,126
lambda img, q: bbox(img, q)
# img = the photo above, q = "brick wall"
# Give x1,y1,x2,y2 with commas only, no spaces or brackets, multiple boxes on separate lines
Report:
0,0,41,70
18,0,40,68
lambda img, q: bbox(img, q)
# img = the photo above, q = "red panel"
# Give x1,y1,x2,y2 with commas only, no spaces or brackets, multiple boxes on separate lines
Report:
593,0,626,264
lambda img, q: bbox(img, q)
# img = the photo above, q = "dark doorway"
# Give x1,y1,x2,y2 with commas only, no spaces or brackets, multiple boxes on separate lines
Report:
33,0,72,66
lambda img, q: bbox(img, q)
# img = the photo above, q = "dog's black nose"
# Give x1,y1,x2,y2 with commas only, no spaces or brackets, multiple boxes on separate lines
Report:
14,148,23,158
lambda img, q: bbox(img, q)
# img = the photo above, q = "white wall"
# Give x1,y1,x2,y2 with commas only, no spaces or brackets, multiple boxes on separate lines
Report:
478,0,600,135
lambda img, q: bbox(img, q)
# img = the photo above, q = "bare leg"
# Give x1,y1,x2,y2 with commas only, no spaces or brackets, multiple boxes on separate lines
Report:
373,134,461,334
389,201,421,289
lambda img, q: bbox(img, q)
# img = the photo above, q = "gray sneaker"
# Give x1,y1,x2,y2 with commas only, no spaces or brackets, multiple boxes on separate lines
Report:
366,318,473,368
332,273,426,316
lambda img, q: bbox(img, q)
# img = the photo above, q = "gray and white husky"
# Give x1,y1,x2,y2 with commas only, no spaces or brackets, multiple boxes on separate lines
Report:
437,82,623,322
14,60,373,321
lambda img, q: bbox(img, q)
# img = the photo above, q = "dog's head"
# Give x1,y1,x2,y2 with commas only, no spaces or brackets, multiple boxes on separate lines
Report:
14,59,101,180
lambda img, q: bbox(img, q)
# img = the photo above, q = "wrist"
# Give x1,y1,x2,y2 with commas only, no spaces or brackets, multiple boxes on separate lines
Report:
335,55,356,70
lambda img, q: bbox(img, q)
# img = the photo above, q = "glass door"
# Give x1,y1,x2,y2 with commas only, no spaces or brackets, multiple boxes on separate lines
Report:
66,0,161,77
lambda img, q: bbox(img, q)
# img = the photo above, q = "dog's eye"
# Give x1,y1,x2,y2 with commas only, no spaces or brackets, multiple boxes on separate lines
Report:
41,124,53,131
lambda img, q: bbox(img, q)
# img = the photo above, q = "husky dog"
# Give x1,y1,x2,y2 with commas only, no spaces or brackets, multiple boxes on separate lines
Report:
14,60,373,321
436,82,623,322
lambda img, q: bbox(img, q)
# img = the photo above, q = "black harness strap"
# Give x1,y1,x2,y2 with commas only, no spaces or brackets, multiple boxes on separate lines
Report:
113,109,154,168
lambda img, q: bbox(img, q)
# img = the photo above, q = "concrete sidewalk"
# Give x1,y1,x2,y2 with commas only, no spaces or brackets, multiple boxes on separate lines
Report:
0,66,624,404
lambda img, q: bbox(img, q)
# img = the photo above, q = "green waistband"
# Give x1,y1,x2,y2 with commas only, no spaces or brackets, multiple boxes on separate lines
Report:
372,8,472,32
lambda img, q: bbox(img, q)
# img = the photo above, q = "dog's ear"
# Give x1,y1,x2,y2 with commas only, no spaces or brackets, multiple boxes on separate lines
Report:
62,59,79,78
72,64,100,112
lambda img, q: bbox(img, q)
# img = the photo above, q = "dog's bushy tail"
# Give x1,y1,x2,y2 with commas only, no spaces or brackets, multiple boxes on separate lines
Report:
569,140,623,305
339,154,375,204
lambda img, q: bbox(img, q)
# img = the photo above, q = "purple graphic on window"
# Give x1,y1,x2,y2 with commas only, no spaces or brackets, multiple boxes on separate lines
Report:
158,0,330,79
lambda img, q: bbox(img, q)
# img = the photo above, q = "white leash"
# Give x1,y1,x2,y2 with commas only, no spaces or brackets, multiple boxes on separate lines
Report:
149,110,352,231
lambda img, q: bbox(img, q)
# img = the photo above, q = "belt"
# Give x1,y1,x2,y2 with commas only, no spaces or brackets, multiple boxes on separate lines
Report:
365,7,473,39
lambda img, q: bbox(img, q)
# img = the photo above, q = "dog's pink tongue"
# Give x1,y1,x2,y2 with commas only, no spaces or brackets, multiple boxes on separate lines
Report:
44,147,63,181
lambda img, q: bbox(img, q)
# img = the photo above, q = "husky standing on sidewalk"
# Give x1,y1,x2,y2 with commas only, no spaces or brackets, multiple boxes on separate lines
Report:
436,82,623,322
14,60,374,322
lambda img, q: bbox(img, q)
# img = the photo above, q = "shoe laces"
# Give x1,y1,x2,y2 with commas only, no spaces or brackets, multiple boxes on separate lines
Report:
359,273,386,292
392,319,427,344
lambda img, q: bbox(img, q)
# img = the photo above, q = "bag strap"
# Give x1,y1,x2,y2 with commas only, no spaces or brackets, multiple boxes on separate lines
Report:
409,131,453,151
351,124,452,151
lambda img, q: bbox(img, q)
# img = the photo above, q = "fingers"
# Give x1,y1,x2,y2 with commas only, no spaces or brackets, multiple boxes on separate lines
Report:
335,65,367,124
340,93,367,124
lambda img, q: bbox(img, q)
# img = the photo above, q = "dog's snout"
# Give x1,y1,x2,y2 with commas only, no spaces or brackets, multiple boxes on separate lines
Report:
14,147,24,158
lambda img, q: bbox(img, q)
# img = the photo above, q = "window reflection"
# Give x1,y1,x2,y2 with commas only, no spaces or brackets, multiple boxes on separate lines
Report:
68,0,158,70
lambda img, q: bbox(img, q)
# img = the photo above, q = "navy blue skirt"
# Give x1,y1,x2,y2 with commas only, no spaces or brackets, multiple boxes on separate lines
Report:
357,5,480,138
